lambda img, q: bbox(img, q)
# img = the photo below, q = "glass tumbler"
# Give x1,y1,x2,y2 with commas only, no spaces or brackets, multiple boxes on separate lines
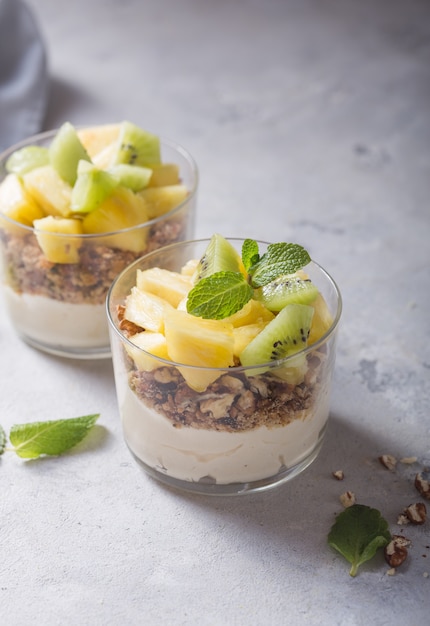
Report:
107,238,342,495
0,130,198,358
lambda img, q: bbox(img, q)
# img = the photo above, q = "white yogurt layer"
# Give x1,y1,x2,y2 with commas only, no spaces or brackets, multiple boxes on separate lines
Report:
3,286,109,348
121,383,330,484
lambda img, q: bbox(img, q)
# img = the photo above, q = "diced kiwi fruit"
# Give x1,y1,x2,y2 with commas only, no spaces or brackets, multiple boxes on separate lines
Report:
71,161,119,214
108,164,152,192
239,303,314,372
193,233,245,282
6,146,49,175
113,121,161,167
255,274,319,312
33,216,83,264
0,173,45,227
49,122,92,185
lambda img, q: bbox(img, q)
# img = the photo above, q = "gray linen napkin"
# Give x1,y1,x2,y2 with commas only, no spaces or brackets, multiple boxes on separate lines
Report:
0,0,48,152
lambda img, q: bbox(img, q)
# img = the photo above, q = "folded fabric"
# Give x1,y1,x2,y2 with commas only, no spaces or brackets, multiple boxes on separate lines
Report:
0,0,48,152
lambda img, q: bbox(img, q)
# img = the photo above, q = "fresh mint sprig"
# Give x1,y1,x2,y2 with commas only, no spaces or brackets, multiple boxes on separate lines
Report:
186,238,311,320
0,414,100,459
328,504,391,577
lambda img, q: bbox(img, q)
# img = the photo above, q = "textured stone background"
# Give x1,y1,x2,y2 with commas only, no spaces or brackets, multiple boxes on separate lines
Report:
1,0,429,624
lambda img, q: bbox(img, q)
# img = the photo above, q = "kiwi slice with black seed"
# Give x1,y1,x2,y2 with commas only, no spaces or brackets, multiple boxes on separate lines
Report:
239,303,314,370
255,274,319,312
193,233,244,282
113,121,161,167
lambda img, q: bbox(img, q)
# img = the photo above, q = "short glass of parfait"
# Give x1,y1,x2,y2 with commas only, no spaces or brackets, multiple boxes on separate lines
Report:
0,121,198,358
107,235,342,495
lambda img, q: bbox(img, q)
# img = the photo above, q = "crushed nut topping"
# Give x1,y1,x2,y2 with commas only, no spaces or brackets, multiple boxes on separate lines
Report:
404,502,427,525
400,457,418,464
332,470,344,481
339,491,356,508
378,454,397,471
384,536,409,568
415,472,430,500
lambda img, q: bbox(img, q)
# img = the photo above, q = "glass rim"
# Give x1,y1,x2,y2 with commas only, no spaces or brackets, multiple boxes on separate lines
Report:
106,237,343,373
0,127,199,238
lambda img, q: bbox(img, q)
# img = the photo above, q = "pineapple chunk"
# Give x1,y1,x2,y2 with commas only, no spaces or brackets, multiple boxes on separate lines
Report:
77,124,120,159
181,258,199,277
148,163,180,187
126,331,170,371
224,298,275,327
0,173,45,228
164,309,234,391
23,165,72,217
82,187,149,252
233,321,271,358
138,184,188,219
308,293,333,345
33,216,83,263
124,287,174,333
136,267,192,307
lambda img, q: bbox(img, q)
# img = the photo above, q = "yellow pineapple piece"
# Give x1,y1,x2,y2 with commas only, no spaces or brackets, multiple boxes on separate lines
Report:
224,298,275,327
126,331,170,371
33,216,83,263
77,124,120,159
23,165,72,217
82,186,149,252
233,321,271,358
148,163,180,187
124,287,174,333
137,184,188,219
164,309,234,391
136,267,192,307
181,258,199,277
0,173,45,228
308,293,333,345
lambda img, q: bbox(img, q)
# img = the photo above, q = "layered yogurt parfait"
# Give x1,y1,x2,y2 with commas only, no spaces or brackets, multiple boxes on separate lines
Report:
107,235,342,495
0,121,197,357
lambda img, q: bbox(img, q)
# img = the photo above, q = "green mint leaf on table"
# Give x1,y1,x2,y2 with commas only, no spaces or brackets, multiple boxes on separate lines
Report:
187,271,253,320
249,243,311,287
9,414,100,459
0,424,6,455
241,238,260,272
328,504,391,577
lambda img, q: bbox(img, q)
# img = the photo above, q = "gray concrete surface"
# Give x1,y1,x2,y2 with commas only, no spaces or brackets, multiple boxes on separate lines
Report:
1,0,429,624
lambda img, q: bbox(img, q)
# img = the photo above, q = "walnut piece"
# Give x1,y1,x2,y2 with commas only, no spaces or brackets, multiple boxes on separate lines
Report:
339,491,356,508
415,473,430,500
378,454,397,471
384,536,409,568
405,502,427,525
332,470,344,481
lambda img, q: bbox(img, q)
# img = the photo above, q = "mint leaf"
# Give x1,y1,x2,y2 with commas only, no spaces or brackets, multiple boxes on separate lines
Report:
0,424,6,455
242,239,260,272
9,414,100,459
328,504,391,577
187,271,253,319
249,243,311,287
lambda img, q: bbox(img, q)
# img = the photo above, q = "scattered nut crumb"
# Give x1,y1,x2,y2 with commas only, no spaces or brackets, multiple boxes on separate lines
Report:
397,513,410,526
339,491,356,508
423,572,429,578
379,454,397,471
384,538,408,568
405,502,427,525
400,457,418,464
415,473,430,500
386,568,396,576
332,470,344,481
